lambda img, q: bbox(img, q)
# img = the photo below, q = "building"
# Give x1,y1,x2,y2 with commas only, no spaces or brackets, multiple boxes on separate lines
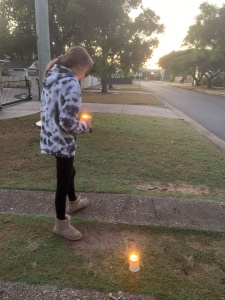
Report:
139,68,161,80
0,59,10,76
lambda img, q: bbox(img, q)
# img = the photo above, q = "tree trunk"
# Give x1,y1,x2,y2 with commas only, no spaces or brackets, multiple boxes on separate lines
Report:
108,74,113,89
206,70,222,89
101,78,108,93
101,46,108,93
206,77,212,89
191,73,202,86
195,79,201,86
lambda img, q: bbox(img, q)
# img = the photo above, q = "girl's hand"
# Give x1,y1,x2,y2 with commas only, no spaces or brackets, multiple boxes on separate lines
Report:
80,115,92,126
80,114,92,132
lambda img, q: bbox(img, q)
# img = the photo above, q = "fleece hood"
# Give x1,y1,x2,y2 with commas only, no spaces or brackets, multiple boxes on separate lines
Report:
43,64,76,88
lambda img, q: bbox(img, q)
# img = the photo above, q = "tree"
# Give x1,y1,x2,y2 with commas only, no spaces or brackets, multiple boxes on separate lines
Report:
202,48,223,88
183,2,225,51
183,2,225,87
0,0,164,93
77,0,164,92
0,0,83,59
120,37,154,78
0,0,37,59
48,0,84,56
158,48,219,86
119,8,163,79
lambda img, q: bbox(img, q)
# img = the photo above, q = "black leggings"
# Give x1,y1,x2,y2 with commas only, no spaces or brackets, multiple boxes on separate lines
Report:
55,156,77,220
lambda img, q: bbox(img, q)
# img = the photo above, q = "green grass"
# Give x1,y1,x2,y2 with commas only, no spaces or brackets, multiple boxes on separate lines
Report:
1,113,225,200
82,90,162,105
1,213,225,300
85,84,142,91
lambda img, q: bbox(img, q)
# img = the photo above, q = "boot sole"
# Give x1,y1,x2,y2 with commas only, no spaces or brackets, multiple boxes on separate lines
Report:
53,230,82,241
66,204,89,214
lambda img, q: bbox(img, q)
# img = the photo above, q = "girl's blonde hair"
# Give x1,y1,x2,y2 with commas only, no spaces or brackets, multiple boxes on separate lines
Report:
45,46,94,76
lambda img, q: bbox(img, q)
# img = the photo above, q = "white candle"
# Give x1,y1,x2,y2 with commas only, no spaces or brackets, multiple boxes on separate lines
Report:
36,120,42,128
129,253,140,272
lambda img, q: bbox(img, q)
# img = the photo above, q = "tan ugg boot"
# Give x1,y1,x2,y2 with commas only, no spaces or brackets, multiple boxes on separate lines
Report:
66,196,89,214
53,215,82,240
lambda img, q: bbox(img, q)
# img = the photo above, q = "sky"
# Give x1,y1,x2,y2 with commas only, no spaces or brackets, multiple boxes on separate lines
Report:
135,0,225,69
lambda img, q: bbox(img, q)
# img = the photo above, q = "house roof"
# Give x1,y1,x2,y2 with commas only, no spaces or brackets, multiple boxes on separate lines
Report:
28,61,38,70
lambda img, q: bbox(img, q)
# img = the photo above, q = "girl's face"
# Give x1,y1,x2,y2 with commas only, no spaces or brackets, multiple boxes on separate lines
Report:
72,64,90,80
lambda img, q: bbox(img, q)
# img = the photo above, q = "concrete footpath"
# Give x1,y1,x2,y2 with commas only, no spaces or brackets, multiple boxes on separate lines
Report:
1,189,225,232
0,98,178,120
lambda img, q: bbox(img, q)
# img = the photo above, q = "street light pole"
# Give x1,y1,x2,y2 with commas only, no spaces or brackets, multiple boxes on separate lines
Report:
34,0,51,97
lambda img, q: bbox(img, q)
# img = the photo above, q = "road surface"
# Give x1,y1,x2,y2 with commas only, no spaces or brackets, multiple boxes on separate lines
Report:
140,81,225,141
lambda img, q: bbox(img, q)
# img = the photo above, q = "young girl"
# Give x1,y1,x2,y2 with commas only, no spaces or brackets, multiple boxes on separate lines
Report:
40,46,94,240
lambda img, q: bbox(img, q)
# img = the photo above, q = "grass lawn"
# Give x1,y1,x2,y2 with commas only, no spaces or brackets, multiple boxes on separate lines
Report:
85,83,142,91
82,89,162,106
1,213,225,300
1,112,225,200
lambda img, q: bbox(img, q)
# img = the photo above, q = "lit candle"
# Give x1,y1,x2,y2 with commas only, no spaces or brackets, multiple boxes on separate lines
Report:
81,113,91,119
80,113,93,133
129,252,140,272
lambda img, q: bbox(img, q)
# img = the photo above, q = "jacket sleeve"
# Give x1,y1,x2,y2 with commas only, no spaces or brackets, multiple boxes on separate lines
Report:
59,82,87,135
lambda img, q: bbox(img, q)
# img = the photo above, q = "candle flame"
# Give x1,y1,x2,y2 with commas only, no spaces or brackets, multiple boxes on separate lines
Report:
129,253,139,262
81,113,90,119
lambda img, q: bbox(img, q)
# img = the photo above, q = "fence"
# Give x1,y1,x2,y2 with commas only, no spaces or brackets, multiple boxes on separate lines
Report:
174,75,193,83
26,75,100,100
0,74,100,109
80,75,101,89
0,77,31,109
111,77,133,84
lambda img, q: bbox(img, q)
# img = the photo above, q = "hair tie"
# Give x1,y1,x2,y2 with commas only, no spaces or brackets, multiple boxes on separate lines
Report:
58,54,64,61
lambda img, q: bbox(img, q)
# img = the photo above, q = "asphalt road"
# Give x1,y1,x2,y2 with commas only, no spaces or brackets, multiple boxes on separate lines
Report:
140,81,225,141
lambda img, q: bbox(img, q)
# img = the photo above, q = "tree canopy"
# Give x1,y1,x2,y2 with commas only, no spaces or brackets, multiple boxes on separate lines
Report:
182,2,225,86
0,0,164,92
159,2,225,87
0,0,36,59
75,0,164,91
183,2,225,53
158,48,223,87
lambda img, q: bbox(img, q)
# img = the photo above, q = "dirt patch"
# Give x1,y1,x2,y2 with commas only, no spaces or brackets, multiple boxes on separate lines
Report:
137,182,209,195
69,223,144,257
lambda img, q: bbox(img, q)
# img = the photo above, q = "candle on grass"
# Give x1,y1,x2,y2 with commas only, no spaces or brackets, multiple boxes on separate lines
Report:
129,252,140,272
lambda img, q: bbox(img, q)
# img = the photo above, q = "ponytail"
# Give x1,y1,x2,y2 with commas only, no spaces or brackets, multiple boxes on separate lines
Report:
44,57,60,77
44,46,94,77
